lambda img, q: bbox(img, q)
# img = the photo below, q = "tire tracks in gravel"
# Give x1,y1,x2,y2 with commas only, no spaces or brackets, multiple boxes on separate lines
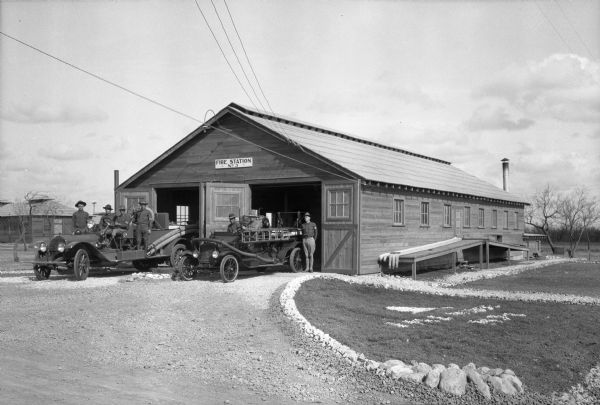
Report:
0,270,406,404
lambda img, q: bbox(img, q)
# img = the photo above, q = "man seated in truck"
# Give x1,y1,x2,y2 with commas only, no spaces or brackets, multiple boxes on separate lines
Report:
227,213,243,234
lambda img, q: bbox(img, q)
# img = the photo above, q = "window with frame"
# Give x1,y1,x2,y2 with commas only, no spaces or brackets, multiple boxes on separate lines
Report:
492,209,498,228
328,189,351,219
393,198,405,225
443,204,452,227
478,208,485,228
176,205,189,225
514,211,519,229
464,206,471,227
215,192,240,219
126,197,145,212
504,210,509,229
420,202,430,226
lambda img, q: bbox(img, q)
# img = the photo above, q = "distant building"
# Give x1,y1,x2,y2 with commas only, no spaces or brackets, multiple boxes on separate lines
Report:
115,102,529,275
0,201,74,243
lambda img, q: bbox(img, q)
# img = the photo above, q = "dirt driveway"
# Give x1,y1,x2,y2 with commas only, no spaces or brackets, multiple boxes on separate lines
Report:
0,263,403,405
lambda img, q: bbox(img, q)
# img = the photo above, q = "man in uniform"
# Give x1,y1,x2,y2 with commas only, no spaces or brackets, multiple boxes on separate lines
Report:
301,212,317,272
134,200,152,250
72,200,90,234
100,204,114,228
113,205,131,229
227,213,242,234
111,205,131,244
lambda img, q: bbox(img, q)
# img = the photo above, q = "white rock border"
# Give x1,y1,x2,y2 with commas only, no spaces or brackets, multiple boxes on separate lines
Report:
280,261,600,398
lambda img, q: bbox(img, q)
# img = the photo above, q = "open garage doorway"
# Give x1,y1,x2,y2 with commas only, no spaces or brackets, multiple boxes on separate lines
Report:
156,187,200,227
250,182,321,270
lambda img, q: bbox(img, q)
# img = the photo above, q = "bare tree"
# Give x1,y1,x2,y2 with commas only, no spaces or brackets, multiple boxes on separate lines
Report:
525,185,560,254
556,188,600,258
12,191,54,262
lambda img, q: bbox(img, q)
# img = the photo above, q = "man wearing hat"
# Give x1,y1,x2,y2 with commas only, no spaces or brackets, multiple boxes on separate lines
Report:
227,213,242,234
133,200,152,250
113,205,131,229
100,204,114,228
72,200,90,234
301,212,317,272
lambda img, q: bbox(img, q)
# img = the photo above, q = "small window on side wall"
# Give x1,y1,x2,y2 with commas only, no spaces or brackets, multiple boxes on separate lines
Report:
328,188,351,219
443,204,452,227
393,199,404,225
420,202,430,226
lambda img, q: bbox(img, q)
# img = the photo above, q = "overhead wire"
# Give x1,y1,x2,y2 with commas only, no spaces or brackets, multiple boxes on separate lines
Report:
209,0,266,111
223,0,274,113
0,31,202,124
0,31,352,181
191,0,259,111
552,0,596,59
219,0,296,144
534,0,575,54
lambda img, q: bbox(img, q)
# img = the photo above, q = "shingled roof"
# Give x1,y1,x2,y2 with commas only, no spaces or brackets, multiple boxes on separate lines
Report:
228,103,527,205
120,102,527,205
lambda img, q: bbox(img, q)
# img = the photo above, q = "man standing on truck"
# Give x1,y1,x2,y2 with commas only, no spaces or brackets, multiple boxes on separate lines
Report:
72,200,90,234
134,200,152,250
301,212,317,272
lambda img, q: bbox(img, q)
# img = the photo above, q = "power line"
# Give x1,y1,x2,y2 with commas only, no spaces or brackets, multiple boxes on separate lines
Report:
0,31,203,124
209,0,265,111
191,0,259,111
534,0,575,54
223,0,274,113
552,0,596,59
1,31,351,181
218,0,294,140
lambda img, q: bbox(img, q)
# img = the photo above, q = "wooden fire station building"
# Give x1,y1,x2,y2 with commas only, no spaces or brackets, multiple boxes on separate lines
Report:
115,102,528,275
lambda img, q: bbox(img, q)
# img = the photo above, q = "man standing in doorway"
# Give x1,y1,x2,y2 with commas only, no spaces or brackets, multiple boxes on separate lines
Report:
134,200,152,250
301,212,317,272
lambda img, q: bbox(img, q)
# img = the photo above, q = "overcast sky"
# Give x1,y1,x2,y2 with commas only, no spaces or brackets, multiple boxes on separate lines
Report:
1,0,598,211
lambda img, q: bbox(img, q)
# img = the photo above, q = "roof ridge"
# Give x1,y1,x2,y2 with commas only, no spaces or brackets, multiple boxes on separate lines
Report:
228,103,451,165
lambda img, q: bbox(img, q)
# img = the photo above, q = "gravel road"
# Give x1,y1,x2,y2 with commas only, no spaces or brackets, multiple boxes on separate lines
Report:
0,265,407,405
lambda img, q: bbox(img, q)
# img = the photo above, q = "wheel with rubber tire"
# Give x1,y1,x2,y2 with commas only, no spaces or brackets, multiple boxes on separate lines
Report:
289,247,304,273
169,243,186,267
219,255,239,283
177,255,196,281
73,249,90,281
34,265,51,280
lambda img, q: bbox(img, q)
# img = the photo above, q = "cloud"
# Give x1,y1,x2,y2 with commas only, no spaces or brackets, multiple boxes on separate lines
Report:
1,102,108,124
36,143,97,162
464,105,535,131
473,54,600,122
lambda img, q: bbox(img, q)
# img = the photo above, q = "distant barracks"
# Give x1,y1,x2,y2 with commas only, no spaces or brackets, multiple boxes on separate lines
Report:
114,103,528,275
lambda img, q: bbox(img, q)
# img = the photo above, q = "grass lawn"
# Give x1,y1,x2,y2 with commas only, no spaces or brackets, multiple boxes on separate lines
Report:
295,278,600,394
456,262,600,297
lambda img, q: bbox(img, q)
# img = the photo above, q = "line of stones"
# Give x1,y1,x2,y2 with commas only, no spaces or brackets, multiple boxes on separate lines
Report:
280,274,524,399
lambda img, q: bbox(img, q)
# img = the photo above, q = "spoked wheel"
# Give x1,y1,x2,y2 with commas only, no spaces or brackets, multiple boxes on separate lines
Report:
219,255,239,283
73,249,90,281
289,247,304,273
169,244,186,267
177,255,196,281
34,265,51,280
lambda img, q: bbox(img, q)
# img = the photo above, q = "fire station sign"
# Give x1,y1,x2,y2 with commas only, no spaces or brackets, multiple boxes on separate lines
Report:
215,157,253,169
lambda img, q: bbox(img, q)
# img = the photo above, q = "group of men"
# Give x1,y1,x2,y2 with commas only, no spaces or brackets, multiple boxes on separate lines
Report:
72,200,153,250
227,211,317,272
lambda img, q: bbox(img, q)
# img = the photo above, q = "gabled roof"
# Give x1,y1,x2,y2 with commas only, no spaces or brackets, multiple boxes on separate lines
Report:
120,102,528,205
